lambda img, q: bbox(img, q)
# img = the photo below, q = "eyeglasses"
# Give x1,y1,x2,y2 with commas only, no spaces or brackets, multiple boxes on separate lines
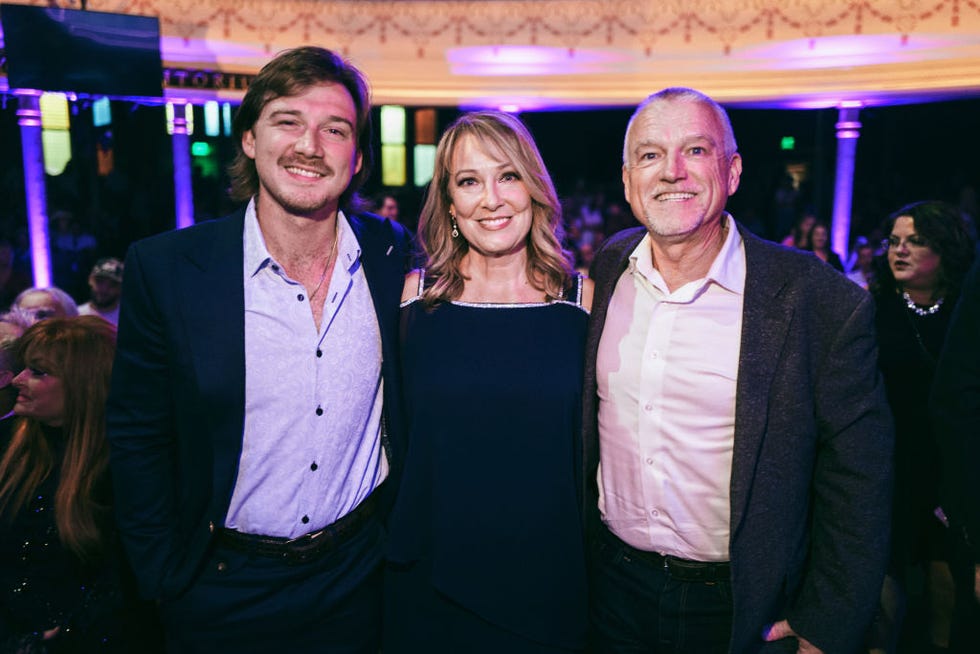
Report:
881,235,930,251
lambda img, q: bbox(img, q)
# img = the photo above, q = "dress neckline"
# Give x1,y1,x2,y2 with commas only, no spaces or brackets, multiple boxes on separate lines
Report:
450,299,574,309
405,268,586,310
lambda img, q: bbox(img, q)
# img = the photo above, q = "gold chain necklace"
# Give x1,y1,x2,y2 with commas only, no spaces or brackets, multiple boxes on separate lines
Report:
309,223,340,301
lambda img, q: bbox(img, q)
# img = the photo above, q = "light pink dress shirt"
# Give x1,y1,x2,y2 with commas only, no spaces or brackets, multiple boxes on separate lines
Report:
596,216,746,561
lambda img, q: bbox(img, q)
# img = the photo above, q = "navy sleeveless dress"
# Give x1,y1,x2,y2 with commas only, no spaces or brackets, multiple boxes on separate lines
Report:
384,274,588,653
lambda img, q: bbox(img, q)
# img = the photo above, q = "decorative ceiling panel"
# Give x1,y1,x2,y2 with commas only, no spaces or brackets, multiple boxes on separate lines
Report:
3,0,979,107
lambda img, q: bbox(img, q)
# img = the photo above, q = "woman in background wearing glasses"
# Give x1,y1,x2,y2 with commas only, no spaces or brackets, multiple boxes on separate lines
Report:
868,200,976,654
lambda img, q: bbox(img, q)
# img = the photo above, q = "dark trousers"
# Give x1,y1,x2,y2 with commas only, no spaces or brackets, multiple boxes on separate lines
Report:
589,526,733,654
949,531,980,653
159,518,384,654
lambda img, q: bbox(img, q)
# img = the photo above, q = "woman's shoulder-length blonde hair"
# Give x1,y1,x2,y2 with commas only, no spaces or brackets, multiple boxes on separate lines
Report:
417,110,573,306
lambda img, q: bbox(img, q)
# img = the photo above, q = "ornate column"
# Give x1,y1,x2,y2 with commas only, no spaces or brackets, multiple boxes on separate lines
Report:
171,101,194,229
831,103,862,262
17,91,52,287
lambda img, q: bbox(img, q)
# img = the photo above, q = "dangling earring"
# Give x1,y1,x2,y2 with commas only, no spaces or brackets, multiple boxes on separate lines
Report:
450,213,460,239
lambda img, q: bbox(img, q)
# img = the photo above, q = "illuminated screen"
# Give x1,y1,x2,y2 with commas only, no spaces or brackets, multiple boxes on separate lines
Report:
1,4,164,99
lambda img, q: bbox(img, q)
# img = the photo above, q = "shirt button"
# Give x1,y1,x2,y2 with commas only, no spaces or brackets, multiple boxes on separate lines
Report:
651,509,660,517
316,349,323,358
271,264,279,272
651,351,659,359
644,403,653,412
310,462,318,471
646,457,654,465
297,293,305,301
301,515,310,524
315,407,323,416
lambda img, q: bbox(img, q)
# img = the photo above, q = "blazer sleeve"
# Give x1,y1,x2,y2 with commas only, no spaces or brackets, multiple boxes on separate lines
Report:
787,291,894,652
106,242,184,601
932,258,980,559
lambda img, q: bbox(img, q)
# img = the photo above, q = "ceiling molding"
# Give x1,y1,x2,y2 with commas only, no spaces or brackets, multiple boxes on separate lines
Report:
3,0,980,108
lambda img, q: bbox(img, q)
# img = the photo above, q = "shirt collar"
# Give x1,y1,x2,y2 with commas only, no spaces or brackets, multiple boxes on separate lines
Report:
243,198,360,278
705,213,745,295
628,213,745,297
243,199,270,277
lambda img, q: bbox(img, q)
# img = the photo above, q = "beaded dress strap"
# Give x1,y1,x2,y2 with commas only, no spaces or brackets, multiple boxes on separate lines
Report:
556,273,584,306
572,273,584,307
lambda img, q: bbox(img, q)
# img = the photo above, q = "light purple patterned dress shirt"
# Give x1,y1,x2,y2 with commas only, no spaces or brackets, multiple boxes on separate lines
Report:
225,201,387,538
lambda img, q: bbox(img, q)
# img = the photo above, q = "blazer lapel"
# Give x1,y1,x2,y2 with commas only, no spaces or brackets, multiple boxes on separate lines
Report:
586,227,646,374
729,229,794,537
346,212,407,472
583,227,646,524
177,213,248,503
346,212,403,355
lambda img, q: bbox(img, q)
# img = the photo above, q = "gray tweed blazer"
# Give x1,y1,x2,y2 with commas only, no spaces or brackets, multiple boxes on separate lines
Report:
583,222,894,653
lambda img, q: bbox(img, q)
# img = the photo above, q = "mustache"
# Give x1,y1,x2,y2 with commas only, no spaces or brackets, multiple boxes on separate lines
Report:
279,155,332,177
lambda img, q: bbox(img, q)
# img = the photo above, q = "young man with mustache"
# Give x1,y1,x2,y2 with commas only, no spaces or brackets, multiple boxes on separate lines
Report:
106,47,412,653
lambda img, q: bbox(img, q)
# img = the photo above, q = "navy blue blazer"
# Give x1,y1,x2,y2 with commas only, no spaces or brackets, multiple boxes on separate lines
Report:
106,208,412,601
583,224,894,653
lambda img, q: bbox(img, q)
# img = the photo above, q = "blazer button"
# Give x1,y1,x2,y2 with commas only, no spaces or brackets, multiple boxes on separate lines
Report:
216,561,227,572
209,521,215,533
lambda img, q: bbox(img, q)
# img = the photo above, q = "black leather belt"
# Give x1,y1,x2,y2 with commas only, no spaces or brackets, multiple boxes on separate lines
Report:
215,493,377,564
603,527,731,583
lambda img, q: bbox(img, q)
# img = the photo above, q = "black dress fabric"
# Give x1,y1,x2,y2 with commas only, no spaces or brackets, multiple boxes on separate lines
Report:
386,278,588,652
874,290,954,568
0,421,159,653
